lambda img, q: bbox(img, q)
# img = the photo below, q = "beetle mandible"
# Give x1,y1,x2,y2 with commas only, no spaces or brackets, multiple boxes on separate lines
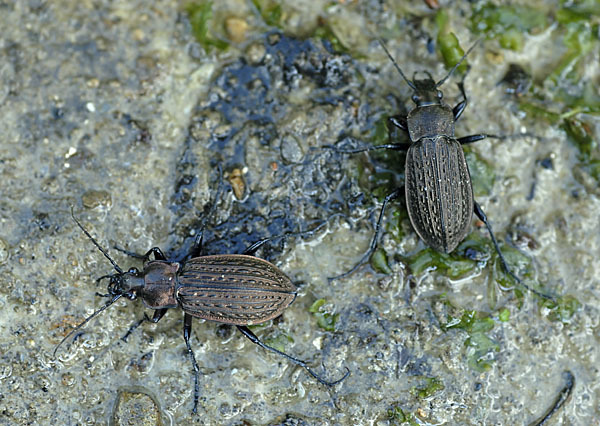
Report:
328,38,554,301
55,208,350,414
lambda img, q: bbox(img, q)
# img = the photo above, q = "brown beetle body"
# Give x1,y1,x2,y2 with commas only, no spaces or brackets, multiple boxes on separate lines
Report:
134,255,296,324
60,212,349,415
177,255,297,325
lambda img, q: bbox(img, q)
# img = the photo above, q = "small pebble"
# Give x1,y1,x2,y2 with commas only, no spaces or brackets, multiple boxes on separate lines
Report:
228,168,246,200
225,17,248,43
0,238,8,264
81,190,112,209
113,389,162,426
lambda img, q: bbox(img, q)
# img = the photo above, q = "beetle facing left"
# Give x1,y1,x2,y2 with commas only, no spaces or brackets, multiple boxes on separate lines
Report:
55,210,349,414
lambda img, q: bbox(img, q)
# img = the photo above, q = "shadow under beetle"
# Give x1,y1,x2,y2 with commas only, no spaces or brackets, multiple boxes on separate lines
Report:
328,39,554,301
55,208,349,414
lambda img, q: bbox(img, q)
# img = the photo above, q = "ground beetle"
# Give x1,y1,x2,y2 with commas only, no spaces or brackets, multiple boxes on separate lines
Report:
55,209,349,414
329,39,554,301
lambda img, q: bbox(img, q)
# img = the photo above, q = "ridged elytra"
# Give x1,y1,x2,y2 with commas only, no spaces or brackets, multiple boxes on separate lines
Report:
54,209,349,414
326,39,555,302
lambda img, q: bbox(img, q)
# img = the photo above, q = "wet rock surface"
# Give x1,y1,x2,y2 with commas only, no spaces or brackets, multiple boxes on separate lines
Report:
0,0,598,425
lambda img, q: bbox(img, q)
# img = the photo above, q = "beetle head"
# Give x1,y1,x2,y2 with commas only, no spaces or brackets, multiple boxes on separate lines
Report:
411,71,443,107
377,37,480,104
54,209,144,358
99,267,145,300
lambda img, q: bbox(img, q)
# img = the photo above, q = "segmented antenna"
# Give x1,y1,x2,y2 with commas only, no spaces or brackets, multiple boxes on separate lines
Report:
53,293,123,357
377,37,417,90
71,206,123,274
435,38,481,88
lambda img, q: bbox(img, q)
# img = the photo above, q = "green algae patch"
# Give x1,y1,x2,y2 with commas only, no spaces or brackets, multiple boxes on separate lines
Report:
442,310,500,372
309,299,339,332
464,149,496,197
411,377,445,399
186,1,229,52
387,404,419,425
406,248,477,280
470,3,548,50
264,332,294,353
371,248,393,275
252,0,283,28
541,294,581,324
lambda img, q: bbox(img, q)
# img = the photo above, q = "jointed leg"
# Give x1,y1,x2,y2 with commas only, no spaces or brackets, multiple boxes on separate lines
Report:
474,202,554,301
242,237,274,256
121,309,168,342
113,246,167,262
453,81,468,121
183,314,201,414
236,325,349,386
329,187,403,282
458,133,506,145
187,231,204,259
323,136,410,154
323,142,410,154
388,115,408,132
242,216,338,256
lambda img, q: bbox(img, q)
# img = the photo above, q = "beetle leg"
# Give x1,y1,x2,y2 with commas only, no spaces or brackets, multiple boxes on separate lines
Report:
120,309,168,342
453,65,474,121
323,142,410,154
387,115,408,133
183,313,200,414
149,309,167,323
121,317,146,342
112,245,146,259
453,80,468,121
113,246,167,261
242,238,270,256
457,133,508,145
323,135,410,154
474,202,555,301
242,218,337,257
329,187,403,282
236,325,350,386
188,231,204,259
145,247,167,261
457,134,487,144
459,132,544,145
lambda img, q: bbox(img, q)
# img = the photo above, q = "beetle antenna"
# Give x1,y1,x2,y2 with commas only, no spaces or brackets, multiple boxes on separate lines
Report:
377,37,417,90
53,293,123,357
71,207,124,274
435,38,480,88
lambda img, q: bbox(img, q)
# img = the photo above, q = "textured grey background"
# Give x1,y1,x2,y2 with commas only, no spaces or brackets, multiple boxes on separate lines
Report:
0,0,598,425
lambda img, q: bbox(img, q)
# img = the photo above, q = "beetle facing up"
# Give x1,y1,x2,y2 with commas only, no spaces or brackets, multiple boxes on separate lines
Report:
328,39,554,301
55,210,349,414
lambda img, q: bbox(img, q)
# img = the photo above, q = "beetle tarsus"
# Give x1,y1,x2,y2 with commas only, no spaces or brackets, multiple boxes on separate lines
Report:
329,187,403,282
241,217,335,257
324,138,409,154
474,202,556,301
387,115,408,132
236,325,350,387
114,246,167,262
184,313,200,415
